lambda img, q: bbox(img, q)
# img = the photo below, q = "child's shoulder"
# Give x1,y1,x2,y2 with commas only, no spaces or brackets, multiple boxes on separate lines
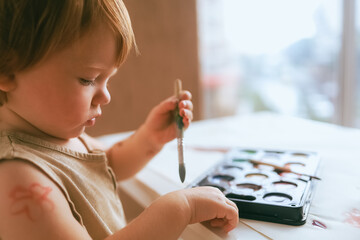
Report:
0,158,50,183
0,159,91,239
0,158,64,216
0,130,58,189
0,130,18,159
0,130,48,160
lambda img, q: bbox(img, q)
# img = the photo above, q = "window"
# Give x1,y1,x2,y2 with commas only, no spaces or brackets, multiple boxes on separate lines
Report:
198,0,359,127
356,0,360,127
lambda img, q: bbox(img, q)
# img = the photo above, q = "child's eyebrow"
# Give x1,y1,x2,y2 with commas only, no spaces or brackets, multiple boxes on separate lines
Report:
82,66,118,77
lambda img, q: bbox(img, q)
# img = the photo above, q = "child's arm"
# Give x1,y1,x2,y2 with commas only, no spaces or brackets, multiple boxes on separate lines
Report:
106,91,193,180
0,161,238,239
106,187,239,240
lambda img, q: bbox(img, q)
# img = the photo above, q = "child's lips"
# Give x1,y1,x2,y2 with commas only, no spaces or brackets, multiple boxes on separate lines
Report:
85,114,101,127
85,118,96,127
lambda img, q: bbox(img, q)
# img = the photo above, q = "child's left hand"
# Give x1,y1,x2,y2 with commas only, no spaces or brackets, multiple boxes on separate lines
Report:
142,90,193,147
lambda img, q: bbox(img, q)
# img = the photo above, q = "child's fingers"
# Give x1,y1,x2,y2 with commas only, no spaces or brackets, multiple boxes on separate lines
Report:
223,216,238,232
210,202,238,231
210,218,227,227
179,100,193,111
224,222,237,233
179,100,193,129
180,109,193,121
153,98,178,115
225,198,238,213
208,191,238,232
181,109,193,129
182,117,191,129
223,199,239,232
155,90,191,113
158,92,192,114
180,90,192,100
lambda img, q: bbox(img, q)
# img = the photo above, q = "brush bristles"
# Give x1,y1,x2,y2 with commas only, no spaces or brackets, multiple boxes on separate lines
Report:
179,163,186,183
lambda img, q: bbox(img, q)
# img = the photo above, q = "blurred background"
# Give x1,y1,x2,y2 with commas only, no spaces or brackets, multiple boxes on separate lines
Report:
87,0,360,136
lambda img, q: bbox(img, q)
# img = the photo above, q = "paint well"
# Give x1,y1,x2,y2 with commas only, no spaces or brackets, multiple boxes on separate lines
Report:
273,181,297,190
236,183,262,191
245,173,268,181
226,193,256,201
210,174,235,186
263,193,292,203
222,165,243,171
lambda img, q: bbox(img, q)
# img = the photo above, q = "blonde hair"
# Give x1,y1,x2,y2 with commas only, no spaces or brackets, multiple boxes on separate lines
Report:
0,0,136,106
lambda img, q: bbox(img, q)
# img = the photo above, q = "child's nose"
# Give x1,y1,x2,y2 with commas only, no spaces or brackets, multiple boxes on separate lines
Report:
93,85,111,106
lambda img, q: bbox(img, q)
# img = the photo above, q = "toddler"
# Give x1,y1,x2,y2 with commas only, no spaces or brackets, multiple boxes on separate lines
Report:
0,1,239,239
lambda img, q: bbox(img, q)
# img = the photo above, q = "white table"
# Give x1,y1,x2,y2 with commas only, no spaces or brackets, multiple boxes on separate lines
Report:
100,112,360,240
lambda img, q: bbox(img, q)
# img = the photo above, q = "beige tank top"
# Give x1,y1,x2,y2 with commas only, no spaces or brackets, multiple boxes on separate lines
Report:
0,130,126,240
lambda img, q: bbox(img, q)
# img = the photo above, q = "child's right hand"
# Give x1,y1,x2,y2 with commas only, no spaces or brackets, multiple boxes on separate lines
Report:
179,186,239,232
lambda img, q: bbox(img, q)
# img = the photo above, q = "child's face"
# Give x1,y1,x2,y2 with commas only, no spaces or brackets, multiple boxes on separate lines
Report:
6,24,118,139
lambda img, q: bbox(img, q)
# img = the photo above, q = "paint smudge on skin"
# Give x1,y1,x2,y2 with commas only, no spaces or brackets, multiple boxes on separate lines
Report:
9,183,54,221
344,208,360,228
146,149,156,157
312,220,327,229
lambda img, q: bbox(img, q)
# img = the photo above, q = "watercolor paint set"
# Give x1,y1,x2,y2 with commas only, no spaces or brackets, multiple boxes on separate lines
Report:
188,148,321,226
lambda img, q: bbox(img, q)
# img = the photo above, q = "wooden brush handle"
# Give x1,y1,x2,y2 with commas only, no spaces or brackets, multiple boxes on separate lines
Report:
175,79,182,98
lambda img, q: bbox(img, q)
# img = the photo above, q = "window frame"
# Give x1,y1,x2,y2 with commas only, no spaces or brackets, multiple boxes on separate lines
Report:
337,0,357,127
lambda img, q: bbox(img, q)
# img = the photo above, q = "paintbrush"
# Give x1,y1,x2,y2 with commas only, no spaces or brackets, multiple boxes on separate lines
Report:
244,159,321,180
174,79,186,182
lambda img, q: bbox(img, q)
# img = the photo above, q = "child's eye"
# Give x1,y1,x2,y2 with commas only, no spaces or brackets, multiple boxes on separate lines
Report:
79,78,95,86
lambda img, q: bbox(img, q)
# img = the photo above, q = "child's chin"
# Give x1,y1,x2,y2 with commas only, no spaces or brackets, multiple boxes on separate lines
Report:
60,128,86,139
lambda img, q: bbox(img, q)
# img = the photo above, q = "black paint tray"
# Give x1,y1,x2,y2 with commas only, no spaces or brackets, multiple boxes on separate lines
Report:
188,148,320,226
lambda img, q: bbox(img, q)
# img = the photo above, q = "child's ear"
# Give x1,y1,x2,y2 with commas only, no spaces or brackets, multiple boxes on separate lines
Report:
0,74,16,92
